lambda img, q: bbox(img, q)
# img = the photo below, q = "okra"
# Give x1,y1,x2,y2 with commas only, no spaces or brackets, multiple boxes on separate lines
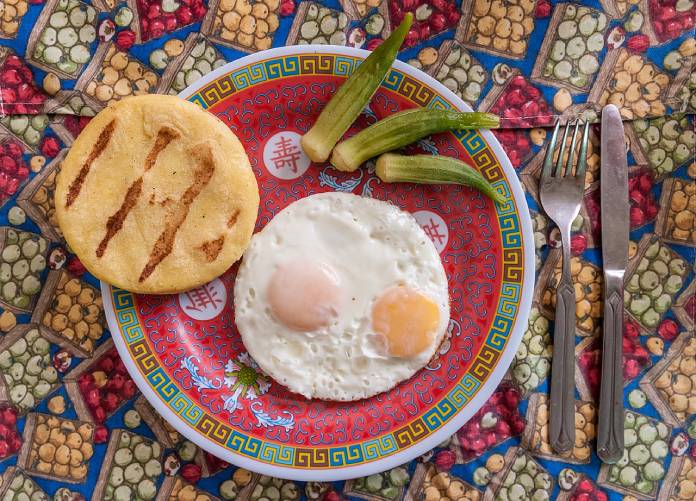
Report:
331,110,499,172
300,13,413,163
375,153,505,205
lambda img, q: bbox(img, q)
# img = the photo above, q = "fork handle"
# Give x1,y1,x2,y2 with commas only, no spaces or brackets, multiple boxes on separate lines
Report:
597,274,624,463
549,256,576,455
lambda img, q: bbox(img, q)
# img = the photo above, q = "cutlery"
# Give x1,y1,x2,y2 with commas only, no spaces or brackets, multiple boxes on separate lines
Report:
597,104,629,463
539,119,591,454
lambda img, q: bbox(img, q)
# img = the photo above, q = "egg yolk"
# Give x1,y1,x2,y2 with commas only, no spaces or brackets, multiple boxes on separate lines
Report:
267,261,341,332
371,286,440,358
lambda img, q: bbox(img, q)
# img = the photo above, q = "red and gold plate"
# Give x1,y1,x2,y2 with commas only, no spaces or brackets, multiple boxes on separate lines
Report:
102,46,534,480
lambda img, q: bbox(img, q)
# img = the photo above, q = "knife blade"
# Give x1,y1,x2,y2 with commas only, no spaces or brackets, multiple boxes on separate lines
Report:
600,105,629,274
597,104,629,464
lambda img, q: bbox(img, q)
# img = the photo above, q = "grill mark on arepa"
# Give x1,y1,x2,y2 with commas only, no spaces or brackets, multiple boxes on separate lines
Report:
139,145,216,282
227,209,240,228
95,127,180,258
198,236,225,262
144,126,179,171
96,178,143,258
65,119,117,208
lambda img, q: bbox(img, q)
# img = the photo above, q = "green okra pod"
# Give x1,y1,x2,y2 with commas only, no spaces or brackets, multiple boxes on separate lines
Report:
330,110,499,172
300,13,413,163
375,153,505,205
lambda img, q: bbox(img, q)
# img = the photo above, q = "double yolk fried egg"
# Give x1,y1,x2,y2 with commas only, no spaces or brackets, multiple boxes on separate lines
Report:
234,192,450,401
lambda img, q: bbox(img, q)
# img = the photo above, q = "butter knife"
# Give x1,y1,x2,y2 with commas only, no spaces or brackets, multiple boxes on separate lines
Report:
597,104,629,464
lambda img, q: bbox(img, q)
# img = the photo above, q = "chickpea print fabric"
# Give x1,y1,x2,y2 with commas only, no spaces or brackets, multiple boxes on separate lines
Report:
0,0,695,500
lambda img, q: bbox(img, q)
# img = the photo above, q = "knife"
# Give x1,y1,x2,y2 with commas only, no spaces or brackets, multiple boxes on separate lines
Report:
597,104,629,464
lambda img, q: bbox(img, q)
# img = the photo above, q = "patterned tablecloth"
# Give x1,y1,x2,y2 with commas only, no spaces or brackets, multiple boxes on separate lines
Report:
0,0,694,500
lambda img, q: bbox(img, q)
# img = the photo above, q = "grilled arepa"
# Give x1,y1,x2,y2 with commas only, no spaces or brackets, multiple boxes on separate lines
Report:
55,95,259,294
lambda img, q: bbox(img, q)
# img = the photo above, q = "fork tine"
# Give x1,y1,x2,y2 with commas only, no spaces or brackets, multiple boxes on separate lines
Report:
575,121,591,181
542,121,561,179
564,120,580,177
554,121,571,177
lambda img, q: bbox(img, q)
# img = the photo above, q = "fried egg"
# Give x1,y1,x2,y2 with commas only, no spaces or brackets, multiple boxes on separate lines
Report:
234,192,450,401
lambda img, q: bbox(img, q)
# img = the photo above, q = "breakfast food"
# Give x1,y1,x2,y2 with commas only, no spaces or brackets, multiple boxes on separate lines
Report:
234,192,450,400
301,13,412,162
376,154,504,204
55,95,259,293
301,15,501,202
331,110,499,172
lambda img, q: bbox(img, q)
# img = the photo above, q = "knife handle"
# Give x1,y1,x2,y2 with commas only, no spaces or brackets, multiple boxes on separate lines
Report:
598,274,625,463
549,254,576,455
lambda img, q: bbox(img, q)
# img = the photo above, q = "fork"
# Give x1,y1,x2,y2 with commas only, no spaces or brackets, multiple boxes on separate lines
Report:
539,120,590,454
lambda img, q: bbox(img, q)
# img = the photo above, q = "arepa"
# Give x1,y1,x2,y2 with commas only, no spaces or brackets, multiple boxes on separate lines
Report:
55,95,259,294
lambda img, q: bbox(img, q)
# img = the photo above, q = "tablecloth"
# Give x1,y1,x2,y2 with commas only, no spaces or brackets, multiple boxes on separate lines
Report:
0,0,694,500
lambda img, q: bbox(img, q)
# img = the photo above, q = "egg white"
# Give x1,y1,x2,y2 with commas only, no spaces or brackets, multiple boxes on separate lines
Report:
234,192,450,401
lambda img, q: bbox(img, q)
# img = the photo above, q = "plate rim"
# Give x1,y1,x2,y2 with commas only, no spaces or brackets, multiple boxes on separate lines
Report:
103,44,535,481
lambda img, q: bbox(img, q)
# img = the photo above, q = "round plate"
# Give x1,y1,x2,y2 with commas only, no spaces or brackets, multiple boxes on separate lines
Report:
102,45,534,481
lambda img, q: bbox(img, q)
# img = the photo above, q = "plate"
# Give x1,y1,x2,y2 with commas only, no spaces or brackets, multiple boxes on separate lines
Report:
102,45,534,481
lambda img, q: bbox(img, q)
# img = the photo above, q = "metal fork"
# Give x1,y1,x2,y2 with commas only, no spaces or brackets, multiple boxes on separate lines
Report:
539,120,590,454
